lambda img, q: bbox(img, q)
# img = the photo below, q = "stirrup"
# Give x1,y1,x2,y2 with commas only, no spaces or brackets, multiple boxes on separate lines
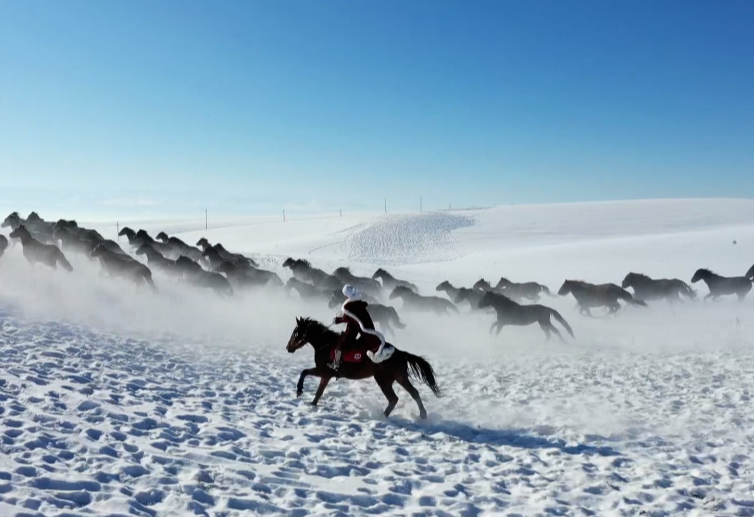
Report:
367,344,394,363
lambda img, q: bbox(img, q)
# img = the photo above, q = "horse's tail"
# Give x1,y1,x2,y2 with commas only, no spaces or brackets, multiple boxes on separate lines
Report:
618,288,647,307
389,307,407,329
677,281,696,300
549,308,574,338
57,251,73,272
403,352,442,397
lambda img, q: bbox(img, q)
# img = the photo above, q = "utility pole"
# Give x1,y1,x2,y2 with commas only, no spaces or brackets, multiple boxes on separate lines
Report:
283,209,286,222
384,197,387,214
420,196,423,212
116,222,119,239
205,209,208,230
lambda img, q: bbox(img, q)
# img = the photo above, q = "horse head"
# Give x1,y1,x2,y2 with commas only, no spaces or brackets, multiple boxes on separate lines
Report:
389,286,411,300
746,264,754,281
2,212,21,228
557,280,574,296
196,237,210,249
454,290,469,304
134,244,152,256
8,225,30,240
472,279,489,291
287,317,316,353
372,268,387,280
156,232,169,242
436,281,451,291
621,273,636,289
89,243,107,257
691,268,712,283
495,277,512,289
118,227,135,238
477,290,496,310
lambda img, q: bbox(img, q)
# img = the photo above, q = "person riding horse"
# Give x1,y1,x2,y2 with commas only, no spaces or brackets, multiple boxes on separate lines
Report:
330,285,393,371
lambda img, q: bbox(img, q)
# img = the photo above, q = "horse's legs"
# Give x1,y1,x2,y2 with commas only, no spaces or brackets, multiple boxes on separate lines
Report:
376,376,399,418
488,321,498,335
396,376,427,419
495,322,505,335
296,367,319,397
311,375,332,406
704,293,714,302
539,322,551,341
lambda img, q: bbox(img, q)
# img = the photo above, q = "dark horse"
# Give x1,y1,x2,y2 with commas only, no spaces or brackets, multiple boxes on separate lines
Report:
747,264,754,281
9,226,73,271
328,290,407,335
389,286,459,315
478,291,574,340
621,272,696,303
91,245,157,290
0,235,8,257
372,268,419,293
286,317,441,418
690,268,752,302
494,277,553,302
332,267,383,298
286,277,333,302
436,281,484,311
283,258,343,291
558,280,646,316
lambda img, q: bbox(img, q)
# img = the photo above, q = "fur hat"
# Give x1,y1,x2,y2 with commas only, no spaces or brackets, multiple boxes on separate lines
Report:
342,284,362,301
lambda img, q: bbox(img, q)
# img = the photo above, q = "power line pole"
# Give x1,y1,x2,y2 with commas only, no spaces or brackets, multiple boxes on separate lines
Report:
420,196,423,212
384,197,387,214
205,209,208,230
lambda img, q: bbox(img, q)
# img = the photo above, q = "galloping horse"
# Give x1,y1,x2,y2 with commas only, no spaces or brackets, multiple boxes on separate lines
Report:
691,268,752,302
558,280,646,316
389,286,459,316
494,277,553,302
621,272,696,303
282,258,343,291
372,268,419,293
478,291,574,340
286,317,441,418
436,281,485,311
9,226,73,271
0,235,8,257
332,267,383,298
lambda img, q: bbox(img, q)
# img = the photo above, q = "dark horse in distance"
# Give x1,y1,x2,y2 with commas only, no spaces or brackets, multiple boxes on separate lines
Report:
286,317,441,419
621,272,696,303
558,280,646,316
478,291,574,341
691,268,752,302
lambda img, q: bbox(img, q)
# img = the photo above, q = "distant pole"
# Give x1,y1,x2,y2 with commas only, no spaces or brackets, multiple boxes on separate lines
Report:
283,209,286,223
205,209,208,230
449,203,451,210
420,196,423,212
116,222,119,239
339,209,342,218
384,197,387,214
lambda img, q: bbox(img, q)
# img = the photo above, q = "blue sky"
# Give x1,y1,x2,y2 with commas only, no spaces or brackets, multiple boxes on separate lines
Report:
1,1,753,220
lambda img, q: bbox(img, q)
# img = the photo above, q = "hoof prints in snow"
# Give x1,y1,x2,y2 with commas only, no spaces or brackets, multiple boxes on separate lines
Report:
345,212,474,264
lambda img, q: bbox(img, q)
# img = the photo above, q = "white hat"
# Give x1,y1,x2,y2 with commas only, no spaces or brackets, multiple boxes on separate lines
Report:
342,284,362,301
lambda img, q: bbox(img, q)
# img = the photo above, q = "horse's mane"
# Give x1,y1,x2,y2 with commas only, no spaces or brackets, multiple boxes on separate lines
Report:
483,290,516,305
27,211,41,221
629,272,650,280
136,229,150,237
299,317,339,341
334,266,350,274
7,211,19,218
696,268,714,275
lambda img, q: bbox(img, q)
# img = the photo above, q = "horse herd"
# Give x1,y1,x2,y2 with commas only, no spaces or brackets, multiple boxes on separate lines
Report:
2,210,754,344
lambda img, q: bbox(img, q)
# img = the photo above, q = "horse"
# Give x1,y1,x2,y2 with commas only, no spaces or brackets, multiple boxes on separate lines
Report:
286,277,333,302
155,231,205,263
690,268,752,302
621,272,696,303
53,219,105,244
494,277,553,302
282,258,343,291
747,264,754,281
90,245,157,290
118,227,153,249
473,278,529,304
389,286,459,316
478,291,574,341
328,290,407,335
0,235,8,257
372,268,419,293
54,226,126,258
135,244,183,277
187,269,234,297
196,238,257,267
332,267,383,298
558,280,647,316
286,317,441,418
216,261,283,288
436,281,483,311
8,226,73,272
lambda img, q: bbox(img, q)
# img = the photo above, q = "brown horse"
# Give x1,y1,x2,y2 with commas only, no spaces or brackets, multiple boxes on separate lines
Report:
9,226,73,272
691,268,752,302
389,286,459,316
286,317,441,419
478,291,574,341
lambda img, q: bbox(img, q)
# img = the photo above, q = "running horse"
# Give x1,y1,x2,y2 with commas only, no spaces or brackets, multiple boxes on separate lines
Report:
286,317,441,419
691,268,752,302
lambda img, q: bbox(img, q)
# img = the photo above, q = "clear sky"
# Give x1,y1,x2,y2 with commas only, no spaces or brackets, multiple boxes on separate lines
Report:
1,0,753,220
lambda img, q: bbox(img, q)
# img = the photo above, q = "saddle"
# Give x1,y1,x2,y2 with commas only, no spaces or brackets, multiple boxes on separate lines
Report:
329,335,381,364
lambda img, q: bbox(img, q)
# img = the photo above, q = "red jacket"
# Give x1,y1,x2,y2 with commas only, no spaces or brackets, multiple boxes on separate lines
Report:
335,299,380,349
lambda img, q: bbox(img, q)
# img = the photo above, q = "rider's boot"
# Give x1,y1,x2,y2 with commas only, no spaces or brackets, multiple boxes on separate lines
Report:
328,349,342,373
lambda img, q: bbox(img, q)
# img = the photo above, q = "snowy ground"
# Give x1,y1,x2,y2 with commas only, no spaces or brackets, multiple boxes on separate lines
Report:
1,198,754,516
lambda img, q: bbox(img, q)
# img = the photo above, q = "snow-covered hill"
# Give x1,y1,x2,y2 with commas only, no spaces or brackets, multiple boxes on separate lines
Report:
1,198,754,516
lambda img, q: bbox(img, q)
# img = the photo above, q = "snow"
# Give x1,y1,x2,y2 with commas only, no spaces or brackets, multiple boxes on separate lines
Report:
1,197,754,516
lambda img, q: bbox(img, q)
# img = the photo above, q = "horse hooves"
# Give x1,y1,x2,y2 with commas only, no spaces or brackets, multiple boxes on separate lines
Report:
419,412,428,420
296,390,303,398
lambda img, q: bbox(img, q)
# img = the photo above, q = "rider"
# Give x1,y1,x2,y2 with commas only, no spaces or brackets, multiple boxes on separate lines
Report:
330,284,393,371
